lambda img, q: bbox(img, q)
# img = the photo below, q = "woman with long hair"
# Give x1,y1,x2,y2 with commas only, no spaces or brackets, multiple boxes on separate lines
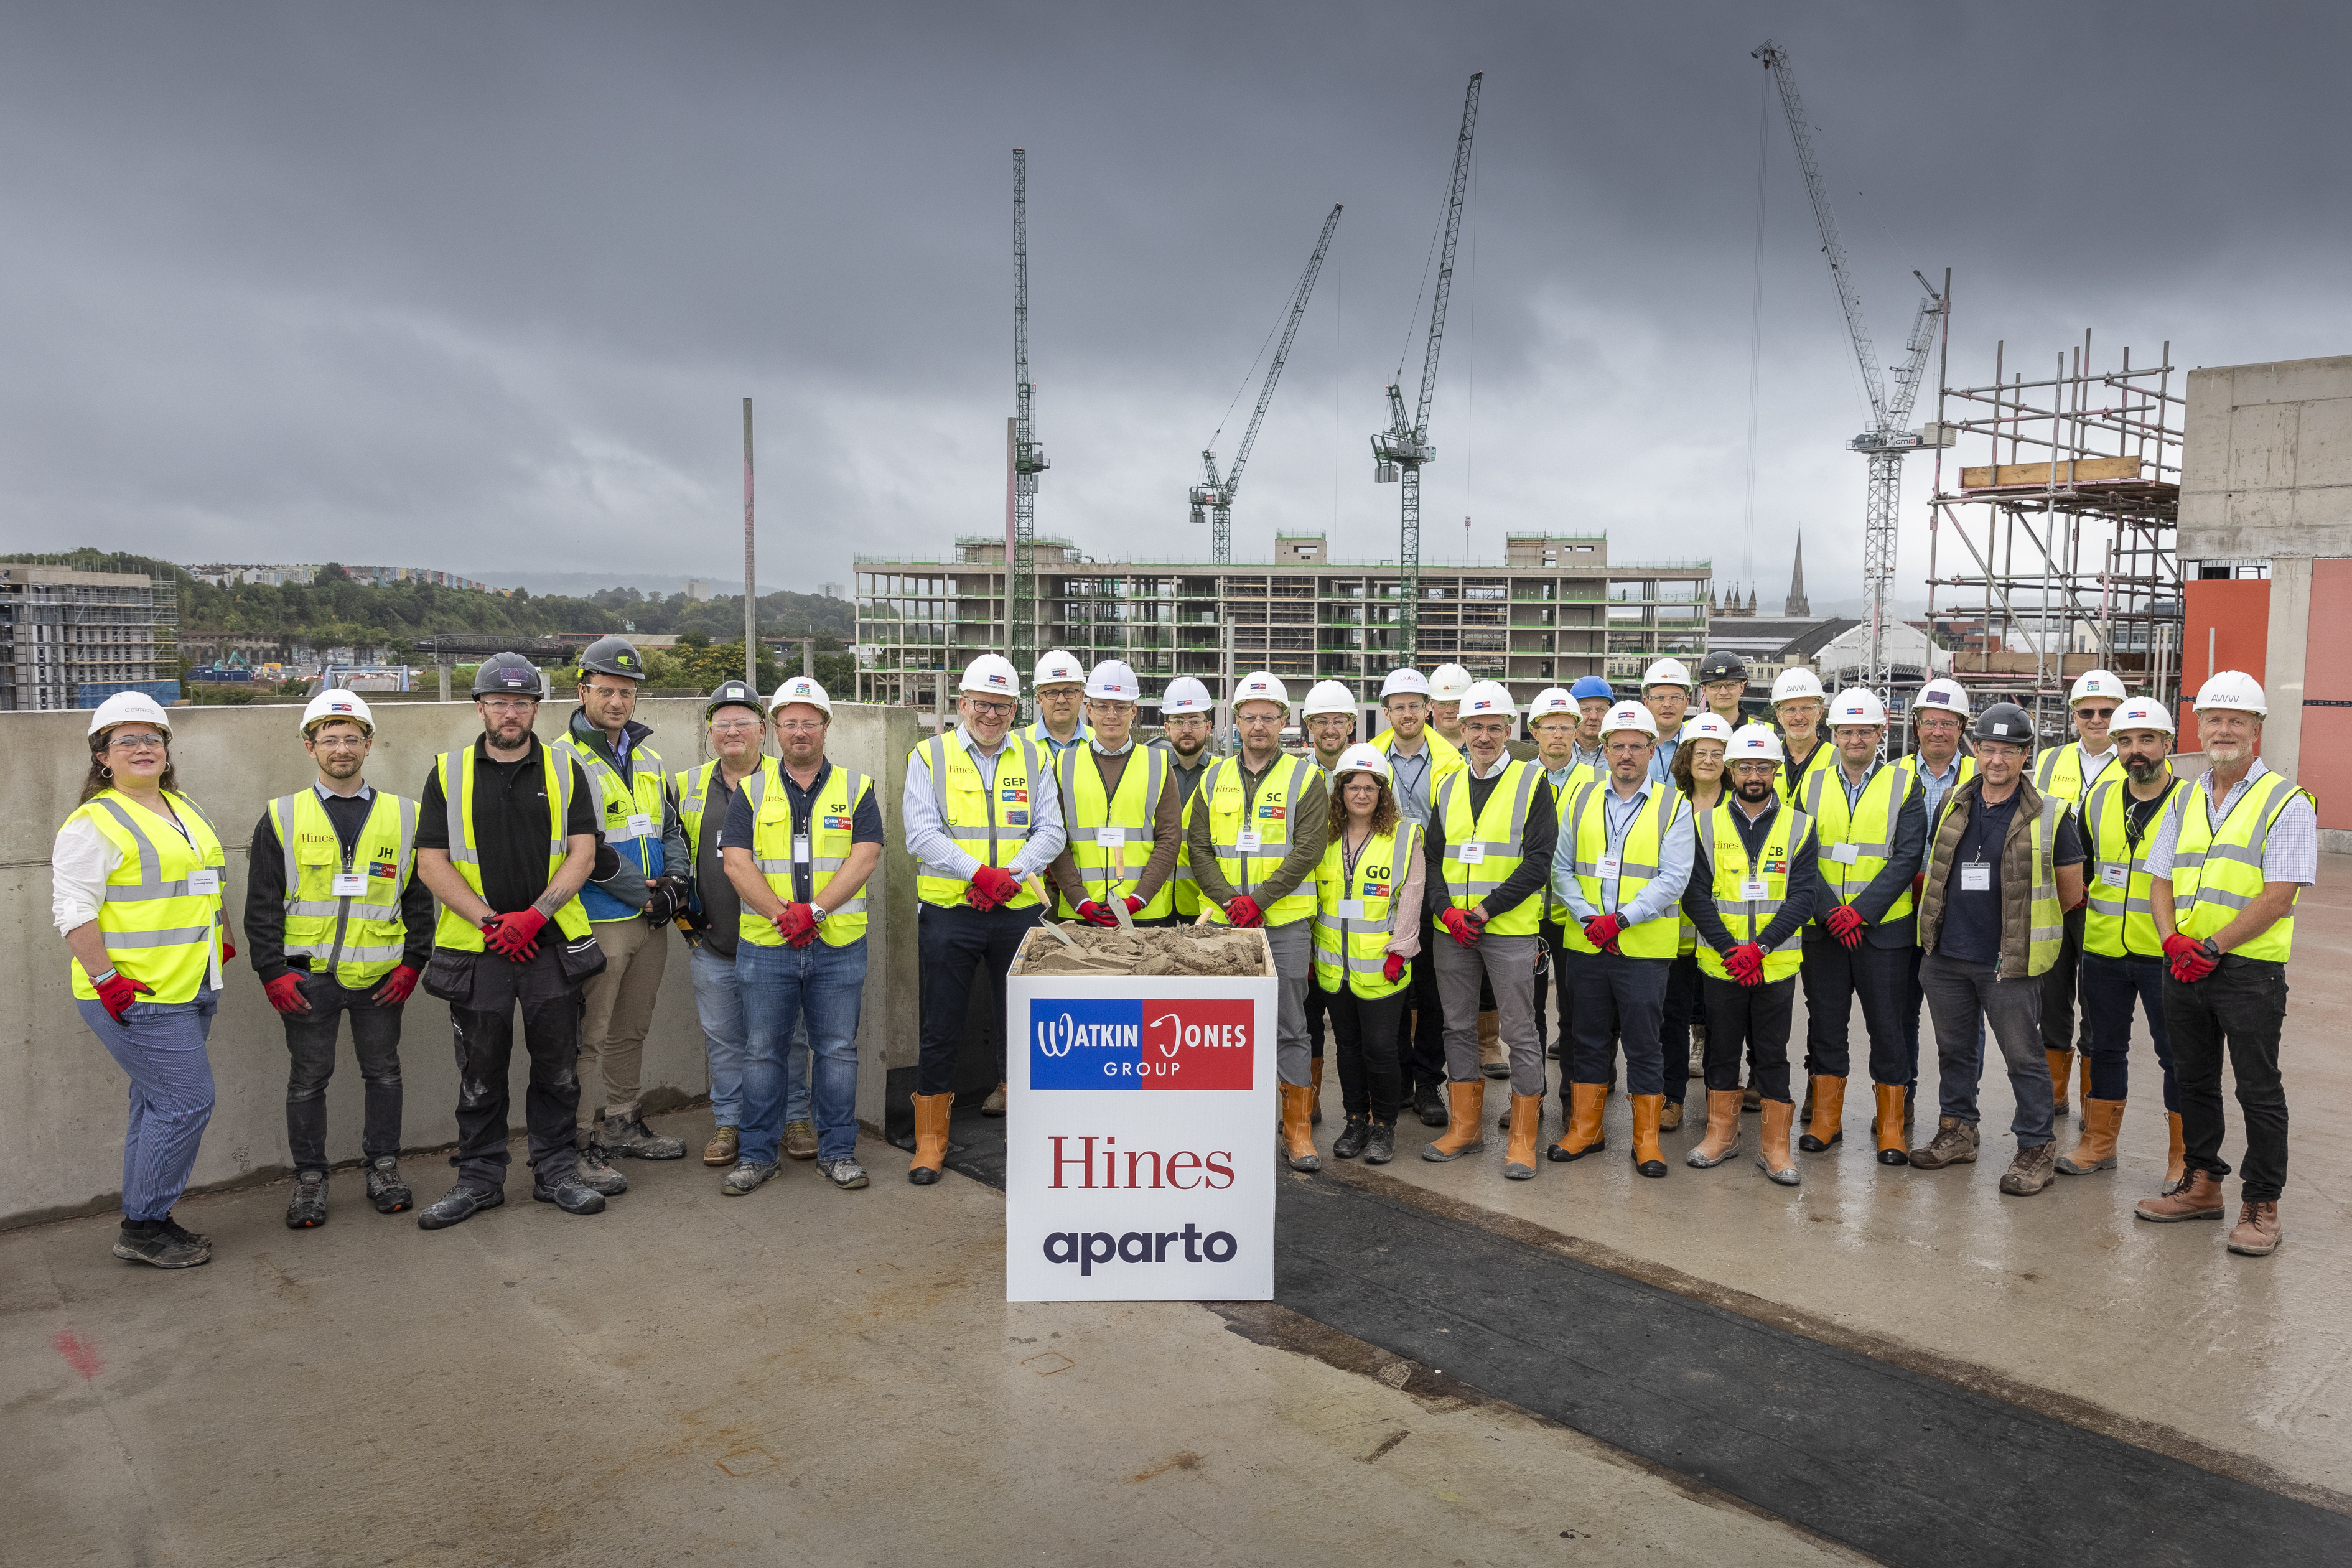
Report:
1658,712,1734,1131
54,694,230,1268
1310,742,1426,1166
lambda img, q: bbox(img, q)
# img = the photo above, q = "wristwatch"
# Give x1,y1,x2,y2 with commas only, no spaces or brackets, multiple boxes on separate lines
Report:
810,905,829,923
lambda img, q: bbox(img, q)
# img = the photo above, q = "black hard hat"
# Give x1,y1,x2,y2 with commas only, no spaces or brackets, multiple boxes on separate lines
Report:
579,634,645,681
1697,650,1749,683
704,678,762,720
1974,702,2034,745
472,652,542,696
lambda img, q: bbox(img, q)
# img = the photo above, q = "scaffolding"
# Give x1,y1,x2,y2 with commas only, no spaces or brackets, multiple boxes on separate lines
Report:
1922,315,2185,741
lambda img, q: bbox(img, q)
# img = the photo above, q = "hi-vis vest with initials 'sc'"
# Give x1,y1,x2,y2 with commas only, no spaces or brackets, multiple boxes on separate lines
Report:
431,745,594,951
65,789,228,1004
1694,800,1813,983
269,788,418,988
1432,760,1544,938
910,731,1045,910
1057,744,1170,920
2166,768,2308,964
1312,821,1421,999
739,762,874,948
1198,752,1318,927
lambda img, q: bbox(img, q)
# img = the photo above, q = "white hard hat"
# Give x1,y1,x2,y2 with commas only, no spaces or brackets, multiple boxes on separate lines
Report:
1034,650,1086,689
1771,668,1824,705
1458,680,1516,724
1728,722,1786,762
1233,671,1291,712
1827,687,1888,728
1159,676,1214,715
1524,686,1578,721
960,654,1020,697
1378,667,1431,699
1641,656,1694,691
1914,679,1970,719
1429,663,1474,701
769,674,833,716
1330,741,1393,785
87,689,172,739
1601,701,1659,740
2111,696,2175,736
1302,679,1356,717
2069,668,2128,707
1684,712,1734,745
2192,670,2267,717
302,689,375,736
1084,660,1140,701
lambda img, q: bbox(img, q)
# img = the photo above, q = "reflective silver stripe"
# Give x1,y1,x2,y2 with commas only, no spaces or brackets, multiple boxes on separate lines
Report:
444,751,478,865
562,739,662,842
2188,886,2256,911
2199,841,2267,870
105,926,214,949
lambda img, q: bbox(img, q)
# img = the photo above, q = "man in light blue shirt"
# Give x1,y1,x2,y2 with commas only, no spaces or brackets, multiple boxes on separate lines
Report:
1641,658,1696,786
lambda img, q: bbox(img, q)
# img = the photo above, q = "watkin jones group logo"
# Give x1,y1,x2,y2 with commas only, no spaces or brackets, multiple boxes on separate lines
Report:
1029,998,1254,1090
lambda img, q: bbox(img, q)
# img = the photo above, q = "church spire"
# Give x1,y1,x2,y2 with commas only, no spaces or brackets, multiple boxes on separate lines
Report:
1785,531,1811,618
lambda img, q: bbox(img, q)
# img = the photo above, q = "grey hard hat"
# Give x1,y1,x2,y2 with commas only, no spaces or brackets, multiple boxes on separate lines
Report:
1974,702,2035,745
1697,650,1749,683
579,634,646,681
704,678,762,720
472,652,542,696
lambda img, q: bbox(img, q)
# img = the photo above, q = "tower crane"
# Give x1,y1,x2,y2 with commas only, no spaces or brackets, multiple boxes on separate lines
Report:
1373,72,1480,665
1191,204,1343,565
1007,149,1048,688
1753,41,1946,692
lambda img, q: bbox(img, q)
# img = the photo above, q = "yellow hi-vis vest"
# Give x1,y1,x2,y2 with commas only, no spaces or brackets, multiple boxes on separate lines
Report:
1896,753,1977,843
738,762,874,948
1371,726,1467,814
2167,768,2308,963
2082,772,2177,959
554,727,670,921
432,745,593,951
912,732,1045,910
66,789,228,1003
1694,800,1813,983
1802,760,1916,926
2033,743,2121,814
1167,750,1208,918
1558,780,1686,959
674,757,780,862
1431,759,1544,938
1056,744,1171,920
268,789,418,988
1775,735,1837,810
1312,822,1421,999
1198,751,1318,927
1540,764,1598,924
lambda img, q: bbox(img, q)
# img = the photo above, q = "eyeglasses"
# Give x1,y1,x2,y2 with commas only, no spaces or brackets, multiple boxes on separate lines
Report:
1732,762,1778,776
709,719,763,734
775,719,826,734
2077,706,2116,720
108,733,167,752
965,699,1014,720
480,698,537,713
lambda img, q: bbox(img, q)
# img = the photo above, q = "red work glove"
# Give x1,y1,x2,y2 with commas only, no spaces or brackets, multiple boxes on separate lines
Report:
220,936,236,962
968,866,1023,909
1727,942,1767,987
1224,895,1265,928
482,908,547,963
1440,907,1482,946
2164,932,2218,983
1076,900,1120,928
1582,913,1623,953
776,903,819,948
264,973,312,1014
1826,904,1866,949
371,965,419,1007
95,971,152,1022
1383,952,1407,985
1121,895,1146,920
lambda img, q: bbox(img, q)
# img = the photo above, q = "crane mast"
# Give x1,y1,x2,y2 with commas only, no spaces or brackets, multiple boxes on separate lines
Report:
1192,203,1342,564
1007,149,1048,692
1373,72,1481,666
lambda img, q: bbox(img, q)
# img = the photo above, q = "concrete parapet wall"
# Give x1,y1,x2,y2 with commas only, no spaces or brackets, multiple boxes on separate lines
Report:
0,697,919,1230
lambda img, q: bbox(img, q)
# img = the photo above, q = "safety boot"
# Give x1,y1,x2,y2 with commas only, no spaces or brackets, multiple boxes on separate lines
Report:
1686,1090,1743,1167
1503,1093,1542,1180
571,1144,630,1196
2162,1111,2187,1194
2135,1168,2225,1222
1799,1074,1846,1152
1659,1098,1684,1132
1363,1118,1397,1165
113,1215,212,1268
1280,1083,1321,1172
2046,1050,2074,1121
982,1080,1007,1118
1907,1116,1979,1170
1547,1081,1607,1162
365,1156,413,1215
285,1171,327,1229
1630,1094,1667,1178
1332,1113,1372,1160
704,1126,740,1167
1477,1009,1508,1078
1755,1100,1799,1186
1873,1085,1908,1166
2227,1202,2282,1257
601,1114,686,1160
1414,1080,1450,1129
1421,1081,1486,1162
1998,1142,2057,1196
2057,1098,2124,1175
908,1091,953,1185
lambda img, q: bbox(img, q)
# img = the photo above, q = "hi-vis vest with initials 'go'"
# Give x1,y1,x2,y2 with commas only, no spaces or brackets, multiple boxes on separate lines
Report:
1312,821,1422,999
269,788,418,987
1432,759,1543,938
912,731,1045,910
65,788,229,1004
432,745,593,951
736,761,874,948
1694,800,1813,983
2166,767,2309,964
1198,751,1318,926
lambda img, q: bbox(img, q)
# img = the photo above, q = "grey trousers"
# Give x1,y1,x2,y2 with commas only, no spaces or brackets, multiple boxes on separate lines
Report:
1918,950,2055,1149
1433,932,1544,1096
1265,919,1314,1088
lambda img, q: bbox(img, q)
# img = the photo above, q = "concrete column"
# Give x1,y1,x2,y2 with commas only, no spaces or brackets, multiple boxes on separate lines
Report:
2262,554,2313,784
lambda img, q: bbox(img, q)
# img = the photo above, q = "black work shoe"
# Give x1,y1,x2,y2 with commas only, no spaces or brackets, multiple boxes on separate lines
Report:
1331,1115,1371,1160
600,1114,686,1160
1413,1082,1450,1128
113,1216,210,1269
571,1146,630,1197
285,1171,328,1229
817,1157,870,1190
417,1185,504,1231
365,1157,413,1215
533,1177,607,1214
1363,1119,1396,1164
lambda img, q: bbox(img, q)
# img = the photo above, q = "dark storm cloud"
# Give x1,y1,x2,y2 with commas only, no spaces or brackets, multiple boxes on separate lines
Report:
0,2,2346,599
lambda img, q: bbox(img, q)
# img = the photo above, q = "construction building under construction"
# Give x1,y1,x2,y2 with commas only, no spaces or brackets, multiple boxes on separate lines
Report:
0,563,180,711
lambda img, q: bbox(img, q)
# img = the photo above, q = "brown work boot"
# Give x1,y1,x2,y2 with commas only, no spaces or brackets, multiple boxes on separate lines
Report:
783,1120,819,1160
1998,1142,2057,1196
2056,1098,2124,1175
1630,1094,1668,1178
2135,1168,2225,1222
981,1080,1007,1118
1659,1099,1684,1132
1548,1081,1607,1162
907,1092,953,1186
1279,1083,1321,1172
1755,1099,1799,1187
703,1126,739,1167
2226,1202,2282,1257
1503,1093,1542,1180
2046,1050,2073,1121
1799,1073,1846,1152
1872,1085,1908,1166
1907,1116,1979,1170
2162,1111,2187,1194
1422,1081,1487,1162
1477,1009,1508,1078
1686,1090,1743,1167
1742,1085,1761,1113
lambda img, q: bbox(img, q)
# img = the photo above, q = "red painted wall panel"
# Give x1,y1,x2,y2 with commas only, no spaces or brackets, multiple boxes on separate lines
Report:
2181,578,2269,752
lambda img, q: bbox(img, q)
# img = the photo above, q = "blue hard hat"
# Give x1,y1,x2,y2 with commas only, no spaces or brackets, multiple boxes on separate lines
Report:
1569,676,1615,701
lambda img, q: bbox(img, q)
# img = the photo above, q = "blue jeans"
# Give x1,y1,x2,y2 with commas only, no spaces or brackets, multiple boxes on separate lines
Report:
1917,951,2055,1149
689,942,750,1130
739,936,868,1164
77,984,218,1222
2080,951,2177,1110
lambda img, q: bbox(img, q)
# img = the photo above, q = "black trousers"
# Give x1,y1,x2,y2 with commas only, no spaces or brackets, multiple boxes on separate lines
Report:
282,969,405,1175
1535,918,1573,1060
2079,951,2177,1109
2167,957,2290,1202
1658,953,1701,1108
1566,949,1669,1096
447,949,585,1191
1305,975,1328,1062
1322,980,1407,1123
1799,930,1914,1086
2039,903,2086,1054
1404,940,1447,1094
1700,973,1794,1103
917,902,1044,1096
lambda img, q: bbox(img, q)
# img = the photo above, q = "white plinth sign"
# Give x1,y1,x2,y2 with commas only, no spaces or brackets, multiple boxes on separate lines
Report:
1004,932,1277,1302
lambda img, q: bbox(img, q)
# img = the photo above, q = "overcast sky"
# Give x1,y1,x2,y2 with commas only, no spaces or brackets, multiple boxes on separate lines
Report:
1,2,2345,604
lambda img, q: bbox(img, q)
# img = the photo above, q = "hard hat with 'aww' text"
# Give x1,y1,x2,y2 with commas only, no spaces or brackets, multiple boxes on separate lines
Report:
301,689,375,736
2192,670,2267,717
1378,667,1431,699
1641,656,1694,691
1828,687,1888,728
1602,701,1659,740
1771,667,1825,705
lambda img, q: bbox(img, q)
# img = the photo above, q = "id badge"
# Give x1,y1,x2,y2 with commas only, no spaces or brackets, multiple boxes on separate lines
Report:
1335,898,1368,920
1960,862,1992,892
2099,862,2129,889
332,872,368,897
1235,830,1262,853
1827,843,1859,866
627,812,653,838
1094,828,1127,848
1595,854,1620,879
1739,879,1770,902
792,834,812,865
1458,843,1486,864
186,869,220,895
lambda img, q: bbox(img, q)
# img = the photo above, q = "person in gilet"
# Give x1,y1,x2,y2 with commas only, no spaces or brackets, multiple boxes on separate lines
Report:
2030,668,2127,1122
2060,697,2183,1186
902,654,1068,1184
1312,744,1426,1168
1045,660,1182,929
243,690,432,1229
1154,676,1217,924
671,679,777,1170
1547,701,1694,1178
723,676,884,1195
54,693,233,1269
1658,712,1735,1131
411,653,613,1230
557,635,689,1168
1525,686,1590,1076
1371,666,1467,1127
1893,679,1977,1081
1681,724,1819,1186
2134,672,2314,1258
1187,671,1328,1172
1906,702,2084,1197
1797,688,1928,1168
1027,648,1093,759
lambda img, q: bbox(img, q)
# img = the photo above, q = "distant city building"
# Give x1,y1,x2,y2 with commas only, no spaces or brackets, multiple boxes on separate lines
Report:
819,581,845,600
1784,530,1811,617
186,562,507,595
0,564,179,711
683,579,716,602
